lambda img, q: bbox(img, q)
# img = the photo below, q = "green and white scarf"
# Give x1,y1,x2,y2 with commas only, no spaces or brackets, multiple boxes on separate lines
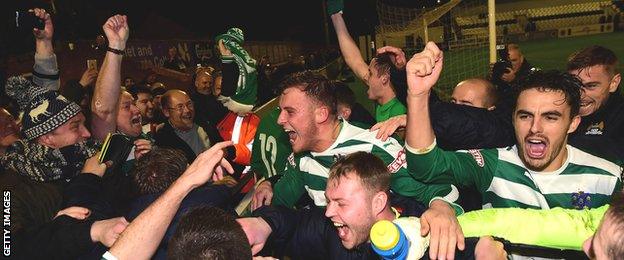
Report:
216,28,258,114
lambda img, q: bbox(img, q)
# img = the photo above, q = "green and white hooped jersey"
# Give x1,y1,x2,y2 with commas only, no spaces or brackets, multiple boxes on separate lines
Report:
406,144,623,210
272,120,459,209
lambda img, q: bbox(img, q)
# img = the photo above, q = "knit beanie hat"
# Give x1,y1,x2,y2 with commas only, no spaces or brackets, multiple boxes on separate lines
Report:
5,76,82,140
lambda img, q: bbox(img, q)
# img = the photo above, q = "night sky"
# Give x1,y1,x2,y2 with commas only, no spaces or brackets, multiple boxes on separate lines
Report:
2,0,382,56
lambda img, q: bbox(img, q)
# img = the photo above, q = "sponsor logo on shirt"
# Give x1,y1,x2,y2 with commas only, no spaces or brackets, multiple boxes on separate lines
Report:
468,149,485,167
387,149,406,173
585,121,604,135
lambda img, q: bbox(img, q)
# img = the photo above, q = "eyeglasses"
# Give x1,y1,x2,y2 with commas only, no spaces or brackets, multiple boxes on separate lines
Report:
167,101,194,112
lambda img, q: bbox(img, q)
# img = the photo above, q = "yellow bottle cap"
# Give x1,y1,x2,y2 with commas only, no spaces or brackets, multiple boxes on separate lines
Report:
370,220,400,251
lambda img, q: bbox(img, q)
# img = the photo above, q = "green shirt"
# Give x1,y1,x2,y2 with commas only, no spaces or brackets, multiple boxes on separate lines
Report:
375,97,406,122
250,107,292,179
406,143,622,210
272,120,459,210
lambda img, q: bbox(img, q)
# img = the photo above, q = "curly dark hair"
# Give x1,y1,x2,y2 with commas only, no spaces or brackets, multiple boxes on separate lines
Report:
514,70,582,118
133,148,188,195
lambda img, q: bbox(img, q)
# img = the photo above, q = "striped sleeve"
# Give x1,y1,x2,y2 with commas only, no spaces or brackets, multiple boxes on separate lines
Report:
405,143,498,193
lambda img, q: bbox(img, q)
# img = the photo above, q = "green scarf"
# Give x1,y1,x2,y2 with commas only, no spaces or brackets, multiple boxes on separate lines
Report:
216,28,258,114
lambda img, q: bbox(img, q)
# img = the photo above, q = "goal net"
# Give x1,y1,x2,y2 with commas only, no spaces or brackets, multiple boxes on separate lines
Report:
375,0,492,99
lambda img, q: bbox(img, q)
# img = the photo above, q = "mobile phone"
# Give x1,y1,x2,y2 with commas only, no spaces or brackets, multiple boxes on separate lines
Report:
15,10,45,30
98,132,133,166
87,59,98,71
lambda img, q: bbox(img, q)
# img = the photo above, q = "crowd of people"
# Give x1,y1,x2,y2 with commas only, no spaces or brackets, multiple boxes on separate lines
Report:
1,1,624,259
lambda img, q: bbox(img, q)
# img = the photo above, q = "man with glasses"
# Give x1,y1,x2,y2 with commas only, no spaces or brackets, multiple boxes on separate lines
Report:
154,89,223,162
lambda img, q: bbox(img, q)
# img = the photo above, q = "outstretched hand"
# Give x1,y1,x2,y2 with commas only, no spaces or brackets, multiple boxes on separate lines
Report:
370,114,407,141
102,15,129,49
178,141,234,189
420,200,465,260
406,41,443,97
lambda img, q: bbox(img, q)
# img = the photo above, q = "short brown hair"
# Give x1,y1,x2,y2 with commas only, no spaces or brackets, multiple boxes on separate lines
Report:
373,52,394,77
327,151,390,195
168,206,251,260
567,45,619,76
604,191,624,259
133,148,188,194
279,70,338,116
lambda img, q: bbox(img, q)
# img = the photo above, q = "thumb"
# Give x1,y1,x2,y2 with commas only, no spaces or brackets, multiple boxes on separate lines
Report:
420,217,430,236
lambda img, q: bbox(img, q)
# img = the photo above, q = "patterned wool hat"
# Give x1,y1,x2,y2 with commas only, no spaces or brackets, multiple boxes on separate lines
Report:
216,27,245,44
5,76,82,140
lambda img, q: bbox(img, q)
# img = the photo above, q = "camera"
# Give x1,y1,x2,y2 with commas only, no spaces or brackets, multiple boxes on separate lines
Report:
491,44,513,83
15,10,45,31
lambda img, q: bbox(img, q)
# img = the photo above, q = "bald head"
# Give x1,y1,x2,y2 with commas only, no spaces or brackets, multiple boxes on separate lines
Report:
451,78,497,110
162,90,195,131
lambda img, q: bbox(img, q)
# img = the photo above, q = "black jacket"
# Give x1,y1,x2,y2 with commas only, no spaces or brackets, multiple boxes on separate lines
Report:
153,121,223,163
125,184,232,260
429,91,516,151
254,206,380,260
569,93,624,163
11,215,96,260
190,90,228,131
253,205,479,260
0,170,64,234
2,172,117,260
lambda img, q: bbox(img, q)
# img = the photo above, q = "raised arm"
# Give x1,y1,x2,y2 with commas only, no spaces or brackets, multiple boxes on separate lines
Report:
90,15,129,140
31,8,59,91
329,6,370,81
107,141,233,260
405,42,442,150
